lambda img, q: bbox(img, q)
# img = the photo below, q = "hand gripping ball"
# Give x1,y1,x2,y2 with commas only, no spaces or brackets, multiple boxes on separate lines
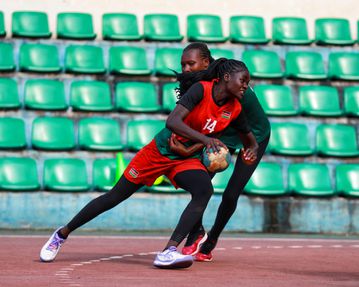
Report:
202,147,231,173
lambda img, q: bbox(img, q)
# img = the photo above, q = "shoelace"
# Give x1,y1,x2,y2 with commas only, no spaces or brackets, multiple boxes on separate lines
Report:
47,236,64,251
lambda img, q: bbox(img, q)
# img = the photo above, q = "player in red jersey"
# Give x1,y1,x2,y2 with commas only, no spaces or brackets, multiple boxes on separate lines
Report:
39,58,258,269
174,43,270,262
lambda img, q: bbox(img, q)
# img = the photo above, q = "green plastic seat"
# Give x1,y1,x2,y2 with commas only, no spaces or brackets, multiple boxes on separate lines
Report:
285,51,327,80
0,157,39,191
211,48,235,60
109,46,151,75
102,13,141,40
187,14,227,43
336,164,359,197
70,80,113,112
0,118,26,149
328,52,359,80
154,48,182,76
115,82,161,112
272,17,312,45
43,158,89,191
316,124,359,157
299,86,342,117
65,45,105,74
211,163,235,194
315,18,354,45
31,117,75,150
269,122,313,156
24,79,67,110
143,14,183,41
288,163,334,197
0,78,20,109
245,162,286,196
343,86,359,116
0,11,6,37
229,16,269,44
93,158,118,192
57,12,96,39
127,119,165,150
242,50,283,79
253,84,297,116
12,11,51,38
0,43,15,71
162,82,178,113
78,118,124,151
19,43,61,73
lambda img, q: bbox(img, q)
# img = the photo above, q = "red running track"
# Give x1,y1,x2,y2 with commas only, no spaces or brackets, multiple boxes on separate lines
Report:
0,235,359,287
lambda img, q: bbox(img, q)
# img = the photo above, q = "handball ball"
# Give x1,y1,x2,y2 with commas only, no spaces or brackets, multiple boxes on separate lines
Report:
202,147,231,173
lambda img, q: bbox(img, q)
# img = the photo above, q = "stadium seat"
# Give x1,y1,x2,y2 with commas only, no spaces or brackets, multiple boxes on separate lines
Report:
343,86,359,116
242,50,283,78
210,48,235,60
0,78,20,109
187,14,227,43
0,157,39,191
57,12,96,39
211,163,235,194
162,82,178,113
288,163,334,196
0,11,5,37
12,11,51,38
315,18,354,45
31,117,75,150
229,15,269,44
244,162,286,196
336,164,359,197
102,13,141,40
328,52,359,80
115,82,161,112
70,80,113,111
0,43,15,71
127,119,165,150
285,51,327,80
19,43,61,73
93,158,118,192
78,118,124,151
109,46,151,75
24,79,67,110
253,84,297,116
43,158,89,191
269,122,313,156
316,124,359,157
154,47,182,76
0,118,26,149
65,45,105,74
298,86,342,116
143,14,183,41
272,17,312,45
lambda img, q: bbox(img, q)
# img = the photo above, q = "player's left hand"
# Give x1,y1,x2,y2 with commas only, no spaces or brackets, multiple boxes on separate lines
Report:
240,148,257,165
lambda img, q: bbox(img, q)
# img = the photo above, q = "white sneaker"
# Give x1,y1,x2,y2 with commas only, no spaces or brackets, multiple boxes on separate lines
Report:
40,227,66,262
153,246,193,269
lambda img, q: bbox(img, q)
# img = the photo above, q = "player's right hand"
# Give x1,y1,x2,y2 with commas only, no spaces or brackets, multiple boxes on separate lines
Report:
204,137,228,154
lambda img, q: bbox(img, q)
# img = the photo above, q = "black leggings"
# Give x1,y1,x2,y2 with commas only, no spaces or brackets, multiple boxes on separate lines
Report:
66,169,213,247
189,135,270,243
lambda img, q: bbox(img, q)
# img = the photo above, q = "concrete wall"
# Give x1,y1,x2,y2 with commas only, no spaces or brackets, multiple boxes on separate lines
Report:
2,0,358,39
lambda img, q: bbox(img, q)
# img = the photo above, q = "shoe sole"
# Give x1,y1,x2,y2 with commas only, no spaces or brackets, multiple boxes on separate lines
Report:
189,233,208,256
154,259,193,269
195,257,213,262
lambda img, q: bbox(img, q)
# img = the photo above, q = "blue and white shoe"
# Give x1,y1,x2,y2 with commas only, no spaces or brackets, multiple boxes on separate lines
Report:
153,246,193,269
40,227,66,262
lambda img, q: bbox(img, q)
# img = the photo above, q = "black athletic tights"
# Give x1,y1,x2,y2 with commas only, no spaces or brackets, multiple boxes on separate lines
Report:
66,169,213,247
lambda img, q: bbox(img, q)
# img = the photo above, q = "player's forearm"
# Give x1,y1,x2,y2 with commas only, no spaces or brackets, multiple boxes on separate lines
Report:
166,118,208,145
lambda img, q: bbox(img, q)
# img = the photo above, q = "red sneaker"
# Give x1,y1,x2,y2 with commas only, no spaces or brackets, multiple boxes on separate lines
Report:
194,252,213,262
182,233,208,255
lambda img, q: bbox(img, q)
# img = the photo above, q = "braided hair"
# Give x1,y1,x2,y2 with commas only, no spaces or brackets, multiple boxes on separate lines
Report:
176,58,248,98
183,42,215,63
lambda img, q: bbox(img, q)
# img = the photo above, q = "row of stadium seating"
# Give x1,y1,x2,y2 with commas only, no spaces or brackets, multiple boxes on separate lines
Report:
0,157,357,197
1,117,358,157
2,42,359,80
2,11,359,45
1,78,358,116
